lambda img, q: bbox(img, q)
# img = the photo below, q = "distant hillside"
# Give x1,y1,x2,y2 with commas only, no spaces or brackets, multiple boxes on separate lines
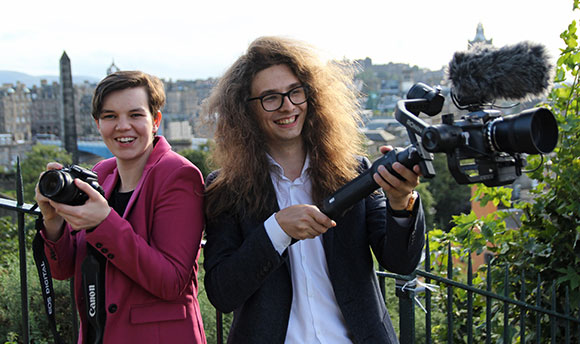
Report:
0,70,100,86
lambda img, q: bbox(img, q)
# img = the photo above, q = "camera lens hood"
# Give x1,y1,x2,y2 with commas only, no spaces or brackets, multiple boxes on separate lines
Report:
490,108,558,154
39,170,68,198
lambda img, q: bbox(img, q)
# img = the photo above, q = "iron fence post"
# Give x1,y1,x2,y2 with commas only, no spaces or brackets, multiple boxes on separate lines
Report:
16,158,30,344
216,309,223,344
396,277,416,344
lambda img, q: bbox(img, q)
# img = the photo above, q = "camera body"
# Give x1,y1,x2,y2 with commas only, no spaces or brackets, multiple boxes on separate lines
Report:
320,82,559,219
395,82,559,187
38,165,105,206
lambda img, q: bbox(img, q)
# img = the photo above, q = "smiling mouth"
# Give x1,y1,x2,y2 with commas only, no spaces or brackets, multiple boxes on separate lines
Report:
274,115,298,125
116,137,135,143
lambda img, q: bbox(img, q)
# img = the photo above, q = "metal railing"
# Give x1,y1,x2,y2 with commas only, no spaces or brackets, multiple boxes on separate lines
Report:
1,158,79,344
378,232,580,344
1,158,44,344
3,159,580,343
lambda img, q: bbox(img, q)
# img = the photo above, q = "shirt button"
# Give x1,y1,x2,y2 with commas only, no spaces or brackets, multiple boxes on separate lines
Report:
107,254,115,259
101,248,108,253
108,304,118,313
95,243,103,248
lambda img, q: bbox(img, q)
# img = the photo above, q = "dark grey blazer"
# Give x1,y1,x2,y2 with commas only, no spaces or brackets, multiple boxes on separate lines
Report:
203,158,425,344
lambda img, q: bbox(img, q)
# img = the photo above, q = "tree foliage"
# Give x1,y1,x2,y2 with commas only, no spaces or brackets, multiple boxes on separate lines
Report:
427,3,580,341
178,144,212,178
425,153,472,231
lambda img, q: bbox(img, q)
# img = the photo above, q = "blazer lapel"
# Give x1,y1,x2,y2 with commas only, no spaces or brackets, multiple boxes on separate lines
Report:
121,136,171,218
322,220,336,264
100,169,119,200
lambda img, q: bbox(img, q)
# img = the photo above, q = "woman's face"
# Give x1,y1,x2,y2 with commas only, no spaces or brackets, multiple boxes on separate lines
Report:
250,64,308,151
95,86,161,166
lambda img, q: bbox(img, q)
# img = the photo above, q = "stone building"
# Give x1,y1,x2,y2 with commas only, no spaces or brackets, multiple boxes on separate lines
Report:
0,83,32,142
75,81,99,138
30,80,61,137
0,82,32,168
163,78,216,138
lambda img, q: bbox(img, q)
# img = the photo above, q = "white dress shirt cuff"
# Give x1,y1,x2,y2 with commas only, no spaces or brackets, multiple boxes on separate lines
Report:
264,213,292,255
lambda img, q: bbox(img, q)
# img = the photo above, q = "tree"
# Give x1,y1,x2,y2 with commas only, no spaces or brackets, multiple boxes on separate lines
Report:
425,153,471,231
428,3,580,341
178,145,212,178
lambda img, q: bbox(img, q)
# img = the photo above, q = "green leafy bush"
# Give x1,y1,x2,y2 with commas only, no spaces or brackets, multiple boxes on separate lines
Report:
426,3,580,342
0,218,75,344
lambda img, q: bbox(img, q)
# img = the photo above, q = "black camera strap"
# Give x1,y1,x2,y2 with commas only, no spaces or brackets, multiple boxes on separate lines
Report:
32,216,67,344
81,246,105,344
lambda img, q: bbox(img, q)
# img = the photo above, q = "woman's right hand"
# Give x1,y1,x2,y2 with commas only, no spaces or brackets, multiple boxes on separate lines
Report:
35,162,65,241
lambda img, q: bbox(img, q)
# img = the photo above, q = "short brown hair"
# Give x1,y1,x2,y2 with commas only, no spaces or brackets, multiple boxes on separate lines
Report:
91,71,165,120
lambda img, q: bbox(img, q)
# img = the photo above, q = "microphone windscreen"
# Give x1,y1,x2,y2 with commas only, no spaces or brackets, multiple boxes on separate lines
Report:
448,41,554,106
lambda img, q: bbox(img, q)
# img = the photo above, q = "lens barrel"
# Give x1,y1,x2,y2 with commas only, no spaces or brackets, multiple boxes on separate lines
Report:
38,169,82,205
38,170,69,198
490,108,558,154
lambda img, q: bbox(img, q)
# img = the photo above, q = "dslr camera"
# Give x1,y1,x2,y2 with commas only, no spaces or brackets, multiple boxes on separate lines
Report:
38,165,105,206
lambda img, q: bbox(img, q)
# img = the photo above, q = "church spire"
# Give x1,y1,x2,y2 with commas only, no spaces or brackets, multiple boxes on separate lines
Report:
107,60,120,75
469,23,493,48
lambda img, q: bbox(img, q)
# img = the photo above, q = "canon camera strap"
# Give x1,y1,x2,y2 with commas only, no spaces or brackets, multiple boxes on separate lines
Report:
32,215,67,344
81,246,104,344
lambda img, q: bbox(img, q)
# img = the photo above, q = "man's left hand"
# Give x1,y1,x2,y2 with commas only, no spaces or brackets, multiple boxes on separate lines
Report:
372,145,420,210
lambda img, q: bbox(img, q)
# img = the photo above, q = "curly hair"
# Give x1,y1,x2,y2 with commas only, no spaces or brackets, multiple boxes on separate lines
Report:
204,36,365,219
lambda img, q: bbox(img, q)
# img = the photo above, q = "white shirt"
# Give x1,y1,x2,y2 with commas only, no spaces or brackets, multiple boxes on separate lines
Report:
264,154,353,344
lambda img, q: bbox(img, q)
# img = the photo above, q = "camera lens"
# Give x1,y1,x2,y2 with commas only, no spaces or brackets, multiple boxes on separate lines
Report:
422,124,464,153
491,108,558,154
38,169,82,204
39,170,67,198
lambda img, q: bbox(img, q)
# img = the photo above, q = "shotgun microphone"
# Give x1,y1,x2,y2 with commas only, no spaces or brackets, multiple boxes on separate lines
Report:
448,41,554,107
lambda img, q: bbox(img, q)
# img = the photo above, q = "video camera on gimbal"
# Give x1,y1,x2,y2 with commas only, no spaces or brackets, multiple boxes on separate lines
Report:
320,41,559,219
321,83,558,219
394,82,558,186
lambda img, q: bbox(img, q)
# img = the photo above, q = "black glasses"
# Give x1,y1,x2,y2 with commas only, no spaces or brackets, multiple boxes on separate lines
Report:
247,85,308,112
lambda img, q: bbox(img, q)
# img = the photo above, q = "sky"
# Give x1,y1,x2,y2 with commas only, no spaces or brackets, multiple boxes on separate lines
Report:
1,0,577,82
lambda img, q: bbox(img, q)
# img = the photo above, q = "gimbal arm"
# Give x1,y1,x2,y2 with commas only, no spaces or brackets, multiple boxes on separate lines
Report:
394,99,436,178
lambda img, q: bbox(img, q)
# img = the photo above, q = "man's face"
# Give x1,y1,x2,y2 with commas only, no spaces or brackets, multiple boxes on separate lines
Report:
250,64,308,150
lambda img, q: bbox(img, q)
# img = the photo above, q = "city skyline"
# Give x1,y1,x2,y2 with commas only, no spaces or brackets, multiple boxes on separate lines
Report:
2,0,576,82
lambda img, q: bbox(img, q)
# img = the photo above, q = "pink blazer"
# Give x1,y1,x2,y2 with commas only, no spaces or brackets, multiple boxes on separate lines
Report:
42,136,206,343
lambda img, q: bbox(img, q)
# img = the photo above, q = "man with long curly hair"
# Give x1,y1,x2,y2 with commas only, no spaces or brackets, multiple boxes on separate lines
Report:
202,36,425,344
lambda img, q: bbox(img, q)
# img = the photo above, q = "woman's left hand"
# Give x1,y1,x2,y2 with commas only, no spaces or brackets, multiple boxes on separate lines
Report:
372,145,421,210
50,178,111,230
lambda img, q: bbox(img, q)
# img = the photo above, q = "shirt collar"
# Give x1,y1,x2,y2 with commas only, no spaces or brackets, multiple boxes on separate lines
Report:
266,153,311,182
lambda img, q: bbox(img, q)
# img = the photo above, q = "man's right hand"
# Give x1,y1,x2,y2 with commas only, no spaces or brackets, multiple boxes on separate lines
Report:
275,204,336,240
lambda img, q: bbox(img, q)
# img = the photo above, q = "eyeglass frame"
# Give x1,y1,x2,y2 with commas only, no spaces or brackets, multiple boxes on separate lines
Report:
246,85,309,112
